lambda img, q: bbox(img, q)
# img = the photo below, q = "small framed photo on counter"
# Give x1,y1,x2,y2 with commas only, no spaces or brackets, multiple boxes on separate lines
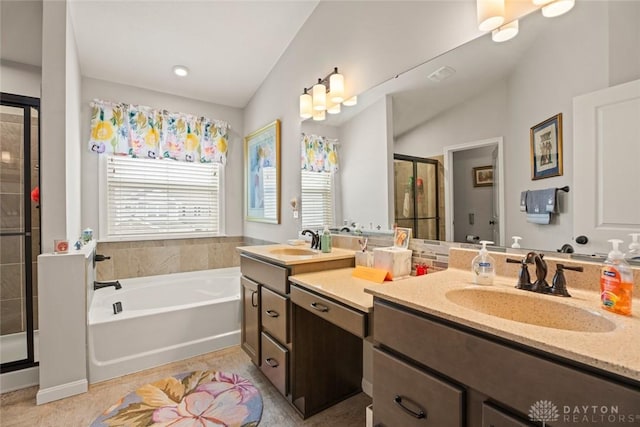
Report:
394,227,411,249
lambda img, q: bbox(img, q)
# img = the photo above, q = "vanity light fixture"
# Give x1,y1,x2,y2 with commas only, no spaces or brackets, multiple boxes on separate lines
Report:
477,0,505,31
299,67,357,120
492,20,519,42
536,0,575,18
172,65,189,77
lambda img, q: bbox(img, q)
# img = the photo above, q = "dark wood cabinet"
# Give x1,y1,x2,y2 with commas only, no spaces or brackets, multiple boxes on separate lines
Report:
239,253,356,419
240,277,260,366
373,298,640,427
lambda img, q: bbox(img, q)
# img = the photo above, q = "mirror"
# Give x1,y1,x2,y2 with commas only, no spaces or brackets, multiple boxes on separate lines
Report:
302,1,640,253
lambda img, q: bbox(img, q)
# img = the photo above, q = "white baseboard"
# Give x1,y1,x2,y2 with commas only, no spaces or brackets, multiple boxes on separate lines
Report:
36,379,88,405
362,378,373,397
0,367,39,394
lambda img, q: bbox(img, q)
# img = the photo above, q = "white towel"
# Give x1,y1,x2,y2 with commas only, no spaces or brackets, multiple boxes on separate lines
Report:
402,192,410,218
527,213,551,224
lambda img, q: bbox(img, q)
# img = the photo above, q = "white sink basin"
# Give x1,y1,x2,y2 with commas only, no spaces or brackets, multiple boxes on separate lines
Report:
445,287,616,333
269,248,318,256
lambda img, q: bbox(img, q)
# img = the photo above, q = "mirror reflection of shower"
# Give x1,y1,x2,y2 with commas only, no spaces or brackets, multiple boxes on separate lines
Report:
0,94,40,373
393,154,442,240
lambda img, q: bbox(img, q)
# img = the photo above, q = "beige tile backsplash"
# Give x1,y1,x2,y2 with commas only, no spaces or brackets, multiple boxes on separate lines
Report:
96,236,269,281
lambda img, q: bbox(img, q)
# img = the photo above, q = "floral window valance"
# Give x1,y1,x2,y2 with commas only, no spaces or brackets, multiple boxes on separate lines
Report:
300,133,339,173
88,99,230,164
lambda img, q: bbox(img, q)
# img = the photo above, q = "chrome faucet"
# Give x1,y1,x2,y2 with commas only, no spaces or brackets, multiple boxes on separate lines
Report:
94,280,122,290
301,229,320,250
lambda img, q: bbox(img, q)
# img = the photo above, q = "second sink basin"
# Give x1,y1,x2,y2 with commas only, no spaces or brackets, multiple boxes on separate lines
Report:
269,248,318,256
445,287,616,333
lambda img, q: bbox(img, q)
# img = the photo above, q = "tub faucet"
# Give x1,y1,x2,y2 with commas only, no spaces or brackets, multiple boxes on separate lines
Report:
94,280,122,290
301,229,320,250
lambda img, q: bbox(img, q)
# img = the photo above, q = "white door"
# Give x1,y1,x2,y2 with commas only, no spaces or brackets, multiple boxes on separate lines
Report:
573,79,640,254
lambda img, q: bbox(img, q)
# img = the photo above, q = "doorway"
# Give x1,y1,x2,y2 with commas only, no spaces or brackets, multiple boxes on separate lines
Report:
444,137,504,246
0,92,40,373
393,154,440,240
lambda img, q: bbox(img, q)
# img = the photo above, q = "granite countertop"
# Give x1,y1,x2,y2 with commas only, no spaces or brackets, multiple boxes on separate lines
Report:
364,268,640,382
289,268,374,313
236,244,355,266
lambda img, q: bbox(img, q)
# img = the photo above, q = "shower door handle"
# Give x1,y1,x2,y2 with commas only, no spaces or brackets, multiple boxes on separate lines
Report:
251,290,258,308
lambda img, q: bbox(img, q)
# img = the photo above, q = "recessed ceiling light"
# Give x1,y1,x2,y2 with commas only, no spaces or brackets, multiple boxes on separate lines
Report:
173,65,189,77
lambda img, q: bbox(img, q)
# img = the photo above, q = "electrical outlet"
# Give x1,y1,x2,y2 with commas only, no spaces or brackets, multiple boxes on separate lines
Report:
293,211,299,219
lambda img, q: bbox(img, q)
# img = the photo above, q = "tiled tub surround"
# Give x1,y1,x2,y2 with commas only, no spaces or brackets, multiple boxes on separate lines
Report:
366,247,640,381
95,236,272,281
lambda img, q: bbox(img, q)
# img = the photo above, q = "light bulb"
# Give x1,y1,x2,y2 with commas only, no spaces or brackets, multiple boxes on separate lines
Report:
312,80,327,111
299,90,312,119
541,0,575,17
312,109,326,121
477,0,505,31
492,20,519,42
329,70,344,103
342,96,358,107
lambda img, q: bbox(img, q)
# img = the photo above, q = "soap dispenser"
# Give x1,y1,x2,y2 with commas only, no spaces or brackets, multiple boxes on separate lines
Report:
511,236,522,249
600,239,633,316
471,240,495,285
627,233,640,261
321,226,332,253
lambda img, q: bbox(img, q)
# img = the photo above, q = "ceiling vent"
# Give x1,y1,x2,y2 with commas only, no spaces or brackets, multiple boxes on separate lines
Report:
428,66,456,83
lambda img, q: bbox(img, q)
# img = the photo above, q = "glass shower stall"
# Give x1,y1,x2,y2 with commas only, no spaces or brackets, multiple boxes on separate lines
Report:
393,154,441,240
0,92,40,373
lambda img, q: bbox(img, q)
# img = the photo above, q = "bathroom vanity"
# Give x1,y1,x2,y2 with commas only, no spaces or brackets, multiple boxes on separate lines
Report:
237,244,360,418
366,249,640,427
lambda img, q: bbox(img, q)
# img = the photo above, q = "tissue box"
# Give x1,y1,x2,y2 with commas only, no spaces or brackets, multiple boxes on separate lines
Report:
373,247,412,279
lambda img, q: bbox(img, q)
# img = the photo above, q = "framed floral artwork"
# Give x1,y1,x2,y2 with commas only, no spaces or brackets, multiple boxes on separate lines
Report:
530,113,563,180
244,120,281,223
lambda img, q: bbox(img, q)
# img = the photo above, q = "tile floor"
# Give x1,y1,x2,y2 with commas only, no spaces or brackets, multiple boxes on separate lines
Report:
0,346,371,426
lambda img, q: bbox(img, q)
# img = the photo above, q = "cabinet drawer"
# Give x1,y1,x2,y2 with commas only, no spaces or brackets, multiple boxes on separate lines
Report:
261,286,289,344
482,402,533,427
240,255,289,294
290,285,366,338
260,332,288,396
373,348,464,427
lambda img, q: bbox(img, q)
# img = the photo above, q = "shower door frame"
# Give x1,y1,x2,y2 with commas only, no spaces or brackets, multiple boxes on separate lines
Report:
393,154,440,240
0,92,40,373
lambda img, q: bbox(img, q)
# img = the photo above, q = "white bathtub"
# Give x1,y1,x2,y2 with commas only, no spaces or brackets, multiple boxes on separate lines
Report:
88,267,241,384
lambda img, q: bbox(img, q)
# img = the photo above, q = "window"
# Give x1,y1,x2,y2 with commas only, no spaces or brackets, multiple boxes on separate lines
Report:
301,170,334,229
102,156,222,239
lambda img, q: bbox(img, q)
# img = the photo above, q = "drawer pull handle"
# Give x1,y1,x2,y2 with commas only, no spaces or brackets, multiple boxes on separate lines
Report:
265,309,279,318
265,357,279,368
394,395,426,420
251,290,258,308
310,302,329,312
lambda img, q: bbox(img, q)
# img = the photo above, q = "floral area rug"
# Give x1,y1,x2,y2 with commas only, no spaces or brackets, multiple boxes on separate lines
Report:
91,370,262,427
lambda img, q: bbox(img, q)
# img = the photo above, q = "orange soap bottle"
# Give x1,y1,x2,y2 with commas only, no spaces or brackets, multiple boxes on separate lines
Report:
600,239,633,316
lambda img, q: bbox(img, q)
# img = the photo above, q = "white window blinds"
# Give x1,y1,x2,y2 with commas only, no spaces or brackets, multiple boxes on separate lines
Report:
301,170,334,229
105,156,220,237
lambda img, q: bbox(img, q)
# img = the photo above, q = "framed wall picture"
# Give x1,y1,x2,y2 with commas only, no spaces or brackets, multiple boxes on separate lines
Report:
244,120,281,223
530,113,563,180
473,165,493,187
